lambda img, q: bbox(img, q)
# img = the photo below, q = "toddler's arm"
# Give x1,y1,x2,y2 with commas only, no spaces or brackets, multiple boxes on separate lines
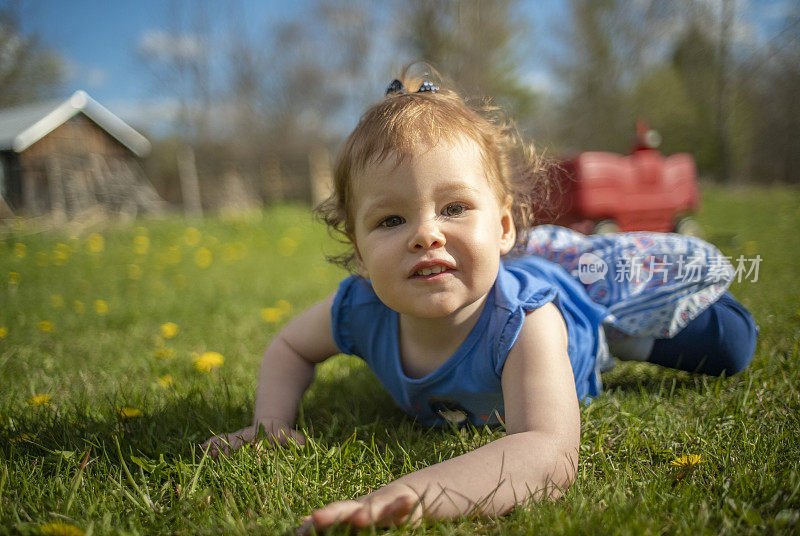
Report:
202,293,339,456
298,302,580,531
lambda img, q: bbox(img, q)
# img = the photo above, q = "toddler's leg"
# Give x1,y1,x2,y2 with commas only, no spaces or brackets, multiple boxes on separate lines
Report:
645,292,757,376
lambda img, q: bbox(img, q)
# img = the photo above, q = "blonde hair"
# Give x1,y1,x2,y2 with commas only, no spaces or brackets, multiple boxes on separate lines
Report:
316,66,554,271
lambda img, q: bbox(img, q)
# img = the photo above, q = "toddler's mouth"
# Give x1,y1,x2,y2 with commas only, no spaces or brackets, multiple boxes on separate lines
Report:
409,260,456,278
413,265,450,276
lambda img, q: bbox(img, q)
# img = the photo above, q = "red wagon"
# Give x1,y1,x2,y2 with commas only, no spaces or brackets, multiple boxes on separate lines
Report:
546,121,702,236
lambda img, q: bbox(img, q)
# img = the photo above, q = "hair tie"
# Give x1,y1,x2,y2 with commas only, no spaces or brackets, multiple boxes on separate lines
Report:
385,79,439,96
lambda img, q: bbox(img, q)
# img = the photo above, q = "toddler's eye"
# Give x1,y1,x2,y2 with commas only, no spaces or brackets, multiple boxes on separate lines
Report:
443,204,466,217
379,216,405,228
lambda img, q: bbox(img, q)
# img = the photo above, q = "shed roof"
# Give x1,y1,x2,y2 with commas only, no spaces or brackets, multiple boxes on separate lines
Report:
0,91,151,157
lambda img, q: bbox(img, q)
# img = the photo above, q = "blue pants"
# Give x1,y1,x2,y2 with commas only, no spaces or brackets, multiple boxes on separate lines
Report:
647,292,757,376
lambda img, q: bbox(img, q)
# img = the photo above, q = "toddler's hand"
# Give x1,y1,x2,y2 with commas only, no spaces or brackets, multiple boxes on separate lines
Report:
201,421,306,457
295,485,421,535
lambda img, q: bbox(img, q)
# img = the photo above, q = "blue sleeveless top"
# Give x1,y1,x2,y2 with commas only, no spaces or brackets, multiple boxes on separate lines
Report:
330,256,608,427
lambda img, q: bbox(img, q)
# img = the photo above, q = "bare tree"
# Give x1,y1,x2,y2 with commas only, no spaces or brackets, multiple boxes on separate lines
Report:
400,0,539,130
0,1,64,107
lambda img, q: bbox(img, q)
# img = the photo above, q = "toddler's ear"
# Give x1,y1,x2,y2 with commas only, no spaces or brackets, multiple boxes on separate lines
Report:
499,195,516,255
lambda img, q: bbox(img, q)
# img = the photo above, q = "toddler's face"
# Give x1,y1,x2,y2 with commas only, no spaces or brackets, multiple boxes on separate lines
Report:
350,139,515,320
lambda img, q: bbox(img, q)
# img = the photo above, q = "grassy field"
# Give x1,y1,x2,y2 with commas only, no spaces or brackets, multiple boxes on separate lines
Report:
1,184,799,535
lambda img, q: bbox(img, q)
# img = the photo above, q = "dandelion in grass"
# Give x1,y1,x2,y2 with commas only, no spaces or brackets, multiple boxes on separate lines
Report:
670,454,704,467
194,351,224,372
13,242,26,258
744,241,758,256
87,233,104,253
161,322,179,339
51,294,64,308
94,299,109,315
39,521,84,536
53,243,71,265
38,321,54,333
194,247,212,268
277,236,298,257
134,234,150,255
9,271,20,285
28,393,51,406
73,300,85,314
261,307,282,323
185,227,202,246
0,326,7,339
154,347,176,360
157,374,174,388
117,407,143,419
128,264,142,280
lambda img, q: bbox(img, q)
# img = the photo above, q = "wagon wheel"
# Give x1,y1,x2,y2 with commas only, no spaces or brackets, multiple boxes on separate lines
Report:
593,219,620,234
674,217,704,238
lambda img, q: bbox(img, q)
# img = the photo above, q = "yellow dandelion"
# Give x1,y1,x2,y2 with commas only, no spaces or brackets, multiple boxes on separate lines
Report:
670,454,704,467
73,300,85,314
9,271,20,285
51,294,64,308
93,299,109,316
260,307,282,323
128,264,142,280
53,243,71,265
39,521,85,536
39,520,85,536
193,351,225,372
165,246,182,265
87,233,105,253
13,242,27,258
184,227,202,246
134,234,150,255
157,374,174,388
154,347,176,360
743,241,758,256
10,432,37,444
194,247,212,268
0,326,7,339
27,394,51,406
277,237,298,257
38,321,54,333
160,322,179,339
275,299,292,314
117,407,143,419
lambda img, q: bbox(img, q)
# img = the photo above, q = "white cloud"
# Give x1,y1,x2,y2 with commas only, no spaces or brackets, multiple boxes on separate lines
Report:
137,29,205,62
86,67,107,88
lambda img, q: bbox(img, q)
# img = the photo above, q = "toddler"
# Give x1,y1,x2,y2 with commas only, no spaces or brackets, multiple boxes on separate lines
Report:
203,71,757,532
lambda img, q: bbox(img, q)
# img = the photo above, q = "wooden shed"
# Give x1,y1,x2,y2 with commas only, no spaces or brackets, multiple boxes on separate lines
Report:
0,90,163,219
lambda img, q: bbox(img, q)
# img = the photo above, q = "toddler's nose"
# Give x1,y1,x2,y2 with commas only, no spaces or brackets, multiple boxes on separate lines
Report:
408,218,446,251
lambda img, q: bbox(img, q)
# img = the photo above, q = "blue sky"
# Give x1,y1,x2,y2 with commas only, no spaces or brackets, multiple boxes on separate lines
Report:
18,0,795,134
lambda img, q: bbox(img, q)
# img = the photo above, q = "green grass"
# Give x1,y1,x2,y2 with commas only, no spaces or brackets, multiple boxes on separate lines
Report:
1,184,799,535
